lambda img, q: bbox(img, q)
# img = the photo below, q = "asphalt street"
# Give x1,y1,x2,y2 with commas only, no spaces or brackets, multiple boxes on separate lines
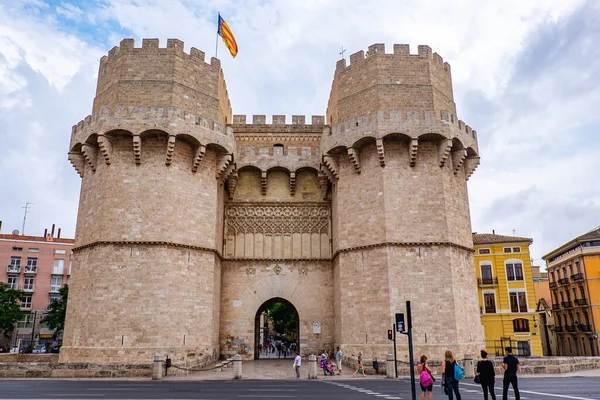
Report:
0,377,598,400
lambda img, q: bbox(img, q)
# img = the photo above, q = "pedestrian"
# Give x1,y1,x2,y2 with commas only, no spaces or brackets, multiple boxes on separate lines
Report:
477,350,496,400
353,352,366,377
282,343,288,358
335,346,343,375
502,347,520,400
441,350,462,400
320,350,329,375
293,351,301,378
417,355,434,400
277,342,282,358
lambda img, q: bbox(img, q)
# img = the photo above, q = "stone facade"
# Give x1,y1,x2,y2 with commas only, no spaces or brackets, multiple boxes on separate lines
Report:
62,39,484,365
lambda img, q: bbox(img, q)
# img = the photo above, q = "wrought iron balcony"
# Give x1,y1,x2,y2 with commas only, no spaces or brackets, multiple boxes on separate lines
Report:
549,281,558,289
561,301,573,308
566,325,576,332
555,326,564,333
7,264,20,273
559,277,570,285
478,277,499,287
24,266,37,274
574,298,588,306
571,273,584,282
552,303,561,310
578,324,592,332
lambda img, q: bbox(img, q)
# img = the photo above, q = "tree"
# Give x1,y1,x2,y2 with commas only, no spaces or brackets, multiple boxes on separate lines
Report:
0,282,24,339
267,302,298,339
41,284,68,339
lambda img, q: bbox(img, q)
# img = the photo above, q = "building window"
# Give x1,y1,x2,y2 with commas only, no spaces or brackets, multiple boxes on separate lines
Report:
48,293,60,309
551,271,555,282
23,277,35,291
512,247,521,253
25,258,38,273
28,248,39,253
510,291,528,312
483,293,496,313
513,318,530,333
575,261,581,273
50,276,63,293
7,275,18,290
580,285,586,299
12,247,23,252
8,257,21,272
478,248,491,255
506,261,524,281
517,341,531,356
481,264,493,280
53,259,65,275
21,295,32,309
55,249,67,255
503,247,512,253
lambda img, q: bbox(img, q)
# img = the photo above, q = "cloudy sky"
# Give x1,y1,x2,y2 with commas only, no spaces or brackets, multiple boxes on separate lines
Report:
1,0,599,263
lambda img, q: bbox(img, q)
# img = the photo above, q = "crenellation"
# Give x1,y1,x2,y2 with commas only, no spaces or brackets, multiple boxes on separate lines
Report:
233,115,246,124
273,115,286,125
190,47,205,62
349,50,365,65
166,38,184,49
367,43,385,55
230,115,326,127
253,115,266,124
393,44,410,56
141,38,159,49
292,115,305,125
417,45,432,58
120,38,134,49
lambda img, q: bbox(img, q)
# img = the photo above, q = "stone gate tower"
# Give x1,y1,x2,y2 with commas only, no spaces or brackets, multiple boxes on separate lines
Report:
62,38,483,364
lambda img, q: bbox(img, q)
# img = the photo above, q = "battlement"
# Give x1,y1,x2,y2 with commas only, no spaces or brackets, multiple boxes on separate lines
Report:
232,115,326,126
336,43,450,72
100,38,220,69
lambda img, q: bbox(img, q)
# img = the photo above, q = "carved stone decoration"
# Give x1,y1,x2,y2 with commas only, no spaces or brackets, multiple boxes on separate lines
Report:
68,151,85,177
322,155,339,179
261,171,267,195
409,138,418,167
225,204,330,235
192,144,206,172
165,135,176,166
132,134,142,165
452,148,467,175
245,267,255,276
227,172,238,200
299,267,308,276
81,143,98,172
376,138,385,167
347,148,361,174
216,154,232,179
438,139,452,167
464,156,481,180
289,172,296,196
273,264,282,275
97,135,112,165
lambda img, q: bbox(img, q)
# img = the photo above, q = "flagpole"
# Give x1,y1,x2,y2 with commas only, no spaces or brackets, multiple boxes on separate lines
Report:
215,12,220,58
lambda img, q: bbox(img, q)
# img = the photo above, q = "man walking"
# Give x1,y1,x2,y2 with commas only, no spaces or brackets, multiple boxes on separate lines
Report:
293,352,302,378
502,347,520,400
335,346,343,375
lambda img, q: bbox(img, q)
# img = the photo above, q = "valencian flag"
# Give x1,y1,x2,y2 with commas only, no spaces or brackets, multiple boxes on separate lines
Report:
217,13,238,58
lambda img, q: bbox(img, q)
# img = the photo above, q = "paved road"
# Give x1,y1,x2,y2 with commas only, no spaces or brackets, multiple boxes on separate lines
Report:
0,377,598,399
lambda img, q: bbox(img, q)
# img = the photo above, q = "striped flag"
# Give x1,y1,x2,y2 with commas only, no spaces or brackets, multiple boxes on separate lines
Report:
217,14,238,58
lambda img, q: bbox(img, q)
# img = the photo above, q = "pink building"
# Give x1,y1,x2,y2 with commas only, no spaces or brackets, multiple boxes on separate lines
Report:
0,230,74,350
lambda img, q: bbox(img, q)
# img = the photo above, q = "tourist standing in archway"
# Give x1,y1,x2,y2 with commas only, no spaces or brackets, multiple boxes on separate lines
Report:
293,352,301,378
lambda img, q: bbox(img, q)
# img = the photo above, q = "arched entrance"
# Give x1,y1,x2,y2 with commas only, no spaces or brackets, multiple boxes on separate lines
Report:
254,297,299,360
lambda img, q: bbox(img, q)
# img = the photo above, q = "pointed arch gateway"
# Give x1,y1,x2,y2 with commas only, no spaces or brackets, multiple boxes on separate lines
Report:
254,297,300,360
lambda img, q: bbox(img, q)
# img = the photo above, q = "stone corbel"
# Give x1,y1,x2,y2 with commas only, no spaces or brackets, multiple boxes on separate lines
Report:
318,172,329,200
81,143,98,172
464,156,481,180
165,135,176,166
347,148,361,174
438,139,452,167
132,134,142,165
216,154,232,180
97,135,112,165
376,138,385,167
227,172,238,200
261,171,267,195
68,151,85,178
289,172,296,196
192,145,206,172
452,149,467,175
409,138,418,167
322,155,339,180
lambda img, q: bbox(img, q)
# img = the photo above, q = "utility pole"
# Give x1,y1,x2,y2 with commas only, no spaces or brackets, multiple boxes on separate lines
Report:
21,202,33,235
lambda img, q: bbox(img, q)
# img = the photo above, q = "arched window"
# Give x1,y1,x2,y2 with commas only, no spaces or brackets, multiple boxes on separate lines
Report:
513,318,530,333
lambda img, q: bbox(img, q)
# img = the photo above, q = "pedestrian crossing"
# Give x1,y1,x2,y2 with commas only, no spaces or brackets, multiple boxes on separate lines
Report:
321,381,402,399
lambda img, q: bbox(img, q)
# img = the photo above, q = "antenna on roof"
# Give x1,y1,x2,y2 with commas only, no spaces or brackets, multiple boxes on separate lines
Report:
21,202,33,235
513,229,516,236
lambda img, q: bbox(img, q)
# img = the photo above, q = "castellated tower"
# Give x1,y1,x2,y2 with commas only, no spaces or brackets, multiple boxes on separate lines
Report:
322,44,483,359
61,38,234,363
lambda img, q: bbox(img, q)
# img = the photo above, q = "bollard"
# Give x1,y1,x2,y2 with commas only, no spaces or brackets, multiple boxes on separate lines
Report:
152,354,162,380
308,354,317,379
386,354,395,379
233,354,243,379
463,353,474,378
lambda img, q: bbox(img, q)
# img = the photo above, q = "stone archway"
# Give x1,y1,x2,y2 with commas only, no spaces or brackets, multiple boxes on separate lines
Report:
254,297,300,359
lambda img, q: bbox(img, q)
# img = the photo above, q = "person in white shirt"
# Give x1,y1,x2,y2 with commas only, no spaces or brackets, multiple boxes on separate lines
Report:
293,352,301,378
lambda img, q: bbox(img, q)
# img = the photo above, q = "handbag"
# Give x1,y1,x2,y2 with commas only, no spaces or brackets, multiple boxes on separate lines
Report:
454,362,465,381
474,361,481,383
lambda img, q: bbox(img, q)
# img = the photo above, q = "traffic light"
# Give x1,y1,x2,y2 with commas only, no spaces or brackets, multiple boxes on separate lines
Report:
395,313,405,333
388,329,393,341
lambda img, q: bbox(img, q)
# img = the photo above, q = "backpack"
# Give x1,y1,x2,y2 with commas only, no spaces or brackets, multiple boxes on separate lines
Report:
454,362,465,381
420,364,434,387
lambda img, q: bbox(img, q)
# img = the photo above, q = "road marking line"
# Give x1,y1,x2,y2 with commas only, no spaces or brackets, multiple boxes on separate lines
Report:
385,397,402,400
248,389,297,392
461,383,599,400
238,396,294,398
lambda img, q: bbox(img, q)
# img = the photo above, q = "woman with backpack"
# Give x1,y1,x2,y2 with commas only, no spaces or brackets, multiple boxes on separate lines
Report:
441,350,462,400
417,355,434,400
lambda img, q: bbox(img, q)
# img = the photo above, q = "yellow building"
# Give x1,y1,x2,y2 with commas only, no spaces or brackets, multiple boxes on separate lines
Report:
473,233,543,356
543,227,600,356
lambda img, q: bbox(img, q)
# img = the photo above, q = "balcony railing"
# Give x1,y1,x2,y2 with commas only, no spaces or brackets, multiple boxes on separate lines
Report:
549,281,558,289
571,273,584,282
559,277,570,285
478,277,499,286
552,303,561,310
566,325,577,332
575,298,588,306
24,266,37,274
484,307,496,314
555,326,564,333
7,264,20,273
561,301,573,308
578,324,592,332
